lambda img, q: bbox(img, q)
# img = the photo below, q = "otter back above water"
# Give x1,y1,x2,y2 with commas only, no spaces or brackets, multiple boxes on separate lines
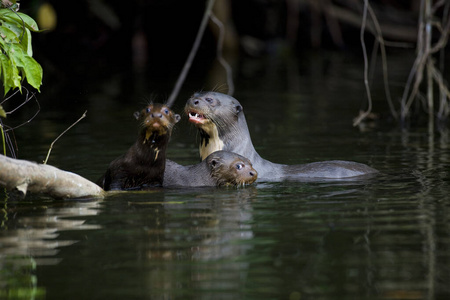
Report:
185,91,378,181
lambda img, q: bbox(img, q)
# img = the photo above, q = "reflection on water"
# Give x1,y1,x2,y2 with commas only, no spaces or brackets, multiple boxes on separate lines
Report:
134,188,257,299
2,50,450,299
2,158,450,298
0,199,101,259
0,198,100,298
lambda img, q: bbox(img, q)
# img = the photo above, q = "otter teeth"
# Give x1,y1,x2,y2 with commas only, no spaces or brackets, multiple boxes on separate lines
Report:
189,112,202,118
189,112,205,119
188,111,208,124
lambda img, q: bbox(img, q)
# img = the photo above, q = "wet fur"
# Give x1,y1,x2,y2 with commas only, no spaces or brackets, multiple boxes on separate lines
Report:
185,92,378,181
98,103,180,190
164,150,257,187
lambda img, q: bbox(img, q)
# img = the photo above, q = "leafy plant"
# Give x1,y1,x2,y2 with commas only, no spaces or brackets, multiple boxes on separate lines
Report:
0,1,42,95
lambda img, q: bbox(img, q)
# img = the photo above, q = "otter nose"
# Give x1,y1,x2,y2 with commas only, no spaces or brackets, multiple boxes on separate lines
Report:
249,171,256,177
193,99,200,106
152,113,163,118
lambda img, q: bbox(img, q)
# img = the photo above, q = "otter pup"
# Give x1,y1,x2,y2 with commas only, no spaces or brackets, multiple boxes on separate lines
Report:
98,103,180,190
164,150,257,187
185,91,378,181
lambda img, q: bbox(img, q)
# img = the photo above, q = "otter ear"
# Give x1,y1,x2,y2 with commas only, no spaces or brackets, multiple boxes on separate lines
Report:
174,114,181,123
235,105,242,114
133,111,140,120
210,159,218,167
209,158,222,170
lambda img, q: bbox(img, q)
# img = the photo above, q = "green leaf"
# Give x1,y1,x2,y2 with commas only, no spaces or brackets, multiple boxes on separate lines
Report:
21,27,33,56
0,8,42,94
0,32,7,49
21,55,42,91
9,43,24,67
0,53,12,92
0,52,21,95
1,16,22,38
9,44,42,91
0,104,6,118
0,25,20,43
0,16,35,56
0,10,40,32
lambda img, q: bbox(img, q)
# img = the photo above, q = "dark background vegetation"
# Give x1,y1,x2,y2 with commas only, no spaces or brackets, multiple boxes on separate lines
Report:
23,0,433,97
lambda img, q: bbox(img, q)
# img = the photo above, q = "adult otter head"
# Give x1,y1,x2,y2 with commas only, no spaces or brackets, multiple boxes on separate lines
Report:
206,151,257,186
134,103,181,144
185,92,248,160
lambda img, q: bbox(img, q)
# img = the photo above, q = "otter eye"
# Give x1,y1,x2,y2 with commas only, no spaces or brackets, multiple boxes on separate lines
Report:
164,109,170,115
205,97,213,103
146,107,151,113
236,163,244,170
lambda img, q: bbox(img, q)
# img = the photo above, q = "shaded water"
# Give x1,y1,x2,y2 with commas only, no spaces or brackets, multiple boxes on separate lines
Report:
2,51,450,299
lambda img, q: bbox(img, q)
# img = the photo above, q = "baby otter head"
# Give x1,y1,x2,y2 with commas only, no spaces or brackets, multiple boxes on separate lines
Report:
206,150,257,187
134,103,181,142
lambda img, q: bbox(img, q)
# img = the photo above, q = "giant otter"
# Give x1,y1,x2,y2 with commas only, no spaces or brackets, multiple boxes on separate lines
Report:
164,150,257,187
185,91,378,180
98,103,180,190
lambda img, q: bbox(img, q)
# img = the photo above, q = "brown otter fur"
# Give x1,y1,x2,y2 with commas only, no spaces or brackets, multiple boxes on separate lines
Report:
164,150,257,187
98,103,180,190
185,91,378,181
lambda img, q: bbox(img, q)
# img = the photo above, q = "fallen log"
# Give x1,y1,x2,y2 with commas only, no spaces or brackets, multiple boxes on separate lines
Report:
0,154,104,199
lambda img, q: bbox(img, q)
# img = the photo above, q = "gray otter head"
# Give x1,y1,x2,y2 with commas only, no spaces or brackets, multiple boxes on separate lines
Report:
185,92,245,160
205,150,257,186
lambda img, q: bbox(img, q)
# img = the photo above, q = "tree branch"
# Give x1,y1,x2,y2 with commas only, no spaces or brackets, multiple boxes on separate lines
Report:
166,0,216,107
0,154,104,199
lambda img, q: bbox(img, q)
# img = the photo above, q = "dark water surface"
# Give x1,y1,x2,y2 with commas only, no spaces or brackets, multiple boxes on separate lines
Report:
2,51,450,299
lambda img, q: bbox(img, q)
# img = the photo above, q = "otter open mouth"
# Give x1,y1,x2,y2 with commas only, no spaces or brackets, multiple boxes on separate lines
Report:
188,111,207,124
